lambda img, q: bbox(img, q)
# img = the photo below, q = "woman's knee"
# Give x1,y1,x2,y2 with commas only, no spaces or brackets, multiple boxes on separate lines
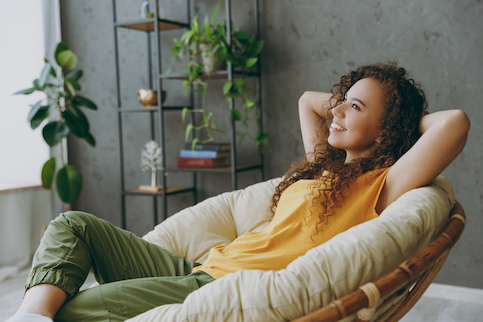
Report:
52,211,99,228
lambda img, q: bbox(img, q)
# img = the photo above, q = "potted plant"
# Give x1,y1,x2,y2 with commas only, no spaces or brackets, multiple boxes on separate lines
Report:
14,41,98,206
171,0,268,151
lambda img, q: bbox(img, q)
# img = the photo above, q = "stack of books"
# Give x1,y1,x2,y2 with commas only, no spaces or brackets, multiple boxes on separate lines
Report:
177,142,231,168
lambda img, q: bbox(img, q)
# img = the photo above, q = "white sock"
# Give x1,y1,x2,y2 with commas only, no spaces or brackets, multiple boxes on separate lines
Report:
6,313,53,322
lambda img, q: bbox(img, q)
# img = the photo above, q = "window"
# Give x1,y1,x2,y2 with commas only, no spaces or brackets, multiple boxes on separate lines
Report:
0,1,51,188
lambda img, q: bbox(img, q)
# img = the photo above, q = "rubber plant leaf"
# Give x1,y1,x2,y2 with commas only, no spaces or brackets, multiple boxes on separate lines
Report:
38,62,52,88
54,41,69,66
41,157,56,189
13,87,36,95
30,104,54,130
42,121,69,147
57,49,78,70
62,106,89,138
56,165,83,203
72,95,98,110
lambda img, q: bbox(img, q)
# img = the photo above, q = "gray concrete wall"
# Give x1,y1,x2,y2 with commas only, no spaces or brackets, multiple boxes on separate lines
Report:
60,0,482,288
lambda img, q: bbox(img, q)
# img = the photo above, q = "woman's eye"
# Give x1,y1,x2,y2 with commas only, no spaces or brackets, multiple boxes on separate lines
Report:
343,98,347,103
352,104,361,111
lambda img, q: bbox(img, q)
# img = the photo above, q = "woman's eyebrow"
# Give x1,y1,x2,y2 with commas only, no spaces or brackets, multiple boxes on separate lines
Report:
353,98,366,107
346,94,366,107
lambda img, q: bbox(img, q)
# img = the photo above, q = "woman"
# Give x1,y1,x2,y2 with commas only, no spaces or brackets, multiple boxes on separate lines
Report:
9,62,470,322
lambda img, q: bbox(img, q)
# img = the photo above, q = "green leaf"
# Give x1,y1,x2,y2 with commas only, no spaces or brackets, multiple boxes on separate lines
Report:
57,49,78,70
38,62,52,88
42,121,69,147
30,104,54,129
233,30,250,40
238,132,248,146
41,157,56,189
223,81,233,95
243,98,256,113
64,79,76,96
182,80,189,96
13,87,36,95
63,106,90,138
27,101,43,122
84,132,96,147
203,15,212,40
246,57,258,68
256,132,269,144
181,107,190,122
54,41,69,66
203,112,213,126
185,123,193,141
72,95,98,110
65,70,82,90
33,79,41,90
230,109,242,121
191,138,199,150
56,165,83,203
211,0,221,25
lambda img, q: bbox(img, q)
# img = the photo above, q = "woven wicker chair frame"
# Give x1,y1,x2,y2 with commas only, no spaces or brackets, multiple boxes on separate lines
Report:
294,201,466,322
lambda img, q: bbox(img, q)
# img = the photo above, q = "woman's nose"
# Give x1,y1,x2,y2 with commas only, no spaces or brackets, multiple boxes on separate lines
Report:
332,103,345,118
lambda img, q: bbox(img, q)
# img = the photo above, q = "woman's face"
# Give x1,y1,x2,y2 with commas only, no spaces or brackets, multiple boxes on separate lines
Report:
328,77,386,162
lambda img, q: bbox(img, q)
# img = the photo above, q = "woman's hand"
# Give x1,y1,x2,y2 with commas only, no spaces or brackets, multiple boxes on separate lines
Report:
298,91,334,160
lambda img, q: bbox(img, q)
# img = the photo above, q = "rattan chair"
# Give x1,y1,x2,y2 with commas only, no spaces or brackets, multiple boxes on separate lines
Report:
293,201,466,322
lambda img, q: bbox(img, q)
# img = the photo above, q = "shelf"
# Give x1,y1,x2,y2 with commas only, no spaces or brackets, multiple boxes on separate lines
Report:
125,186,195,196
118,106,189,112
160,69,260,80
115,18,189,32
167,164,263,173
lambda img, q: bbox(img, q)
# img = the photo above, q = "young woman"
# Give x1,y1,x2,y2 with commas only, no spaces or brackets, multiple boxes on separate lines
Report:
8,62,470,322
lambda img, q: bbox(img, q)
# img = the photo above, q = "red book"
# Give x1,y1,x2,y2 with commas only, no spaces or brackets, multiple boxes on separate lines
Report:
177,157,228,168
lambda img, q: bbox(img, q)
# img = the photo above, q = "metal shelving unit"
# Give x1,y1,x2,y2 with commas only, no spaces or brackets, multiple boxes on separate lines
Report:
112,0,264,229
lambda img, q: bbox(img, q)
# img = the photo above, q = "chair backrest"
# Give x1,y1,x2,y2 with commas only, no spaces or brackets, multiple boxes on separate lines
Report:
293,201,466,322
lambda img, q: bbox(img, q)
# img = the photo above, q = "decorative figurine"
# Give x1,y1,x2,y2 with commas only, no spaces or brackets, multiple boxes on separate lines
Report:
139,140,163,192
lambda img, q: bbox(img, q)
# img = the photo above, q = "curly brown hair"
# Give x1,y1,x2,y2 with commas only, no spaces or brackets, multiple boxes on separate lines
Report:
269,61,428,230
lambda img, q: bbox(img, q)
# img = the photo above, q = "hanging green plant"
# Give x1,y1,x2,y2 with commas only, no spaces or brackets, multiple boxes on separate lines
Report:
171,0,268,151
14,41,97,206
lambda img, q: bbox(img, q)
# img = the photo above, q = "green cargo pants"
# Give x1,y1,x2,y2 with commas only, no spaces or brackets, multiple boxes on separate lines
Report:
25,211,214,321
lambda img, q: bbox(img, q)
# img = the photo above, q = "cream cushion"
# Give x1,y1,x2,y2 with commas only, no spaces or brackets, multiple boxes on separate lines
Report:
128,175,454,321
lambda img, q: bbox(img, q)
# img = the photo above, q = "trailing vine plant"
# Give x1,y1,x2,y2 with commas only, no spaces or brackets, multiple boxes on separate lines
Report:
171,0,268,151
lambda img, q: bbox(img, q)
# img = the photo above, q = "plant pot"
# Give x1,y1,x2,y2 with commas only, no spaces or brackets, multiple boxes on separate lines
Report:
199,43,224,74
137,89,167,107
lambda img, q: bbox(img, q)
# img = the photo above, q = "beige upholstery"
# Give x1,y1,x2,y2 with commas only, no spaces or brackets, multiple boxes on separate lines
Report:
128,175,454,321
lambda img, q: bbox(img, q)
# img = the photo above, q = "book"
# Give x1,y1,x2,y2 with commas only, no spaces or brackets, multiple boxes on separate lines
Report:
179,149,231,159
177,157,228,168
184,142,231,151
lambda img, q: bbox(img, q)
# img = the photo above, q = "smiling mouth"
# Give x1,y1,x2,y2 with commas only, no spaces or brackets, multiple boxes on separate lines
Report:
330,122,347,131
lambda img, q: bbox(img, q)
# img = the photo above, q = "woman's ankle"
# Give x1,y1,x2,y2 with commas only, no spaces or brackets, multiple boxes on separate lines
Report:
16,284,68,319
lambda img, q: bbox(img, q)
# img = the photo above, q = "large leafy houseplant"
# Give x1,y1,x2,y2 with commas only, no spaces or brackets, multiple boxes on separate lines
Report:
14,41,97,206
171,1,268,151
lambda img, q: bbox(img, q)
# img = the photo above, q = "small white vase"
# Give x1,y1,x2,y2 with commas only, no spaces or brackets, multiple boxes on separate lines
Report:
199,43,220,74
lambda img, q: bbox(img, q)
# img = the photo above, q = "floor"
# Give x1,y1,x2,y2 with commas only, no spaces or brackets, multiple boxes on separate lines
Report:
1,269,482,321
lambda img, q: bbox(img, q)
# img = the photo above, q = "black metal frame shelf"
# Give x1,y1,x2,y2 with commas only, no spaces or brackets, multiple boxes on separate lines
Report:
118,106,190,113
160,69,261,80
112,0,264,229
167,164,263,173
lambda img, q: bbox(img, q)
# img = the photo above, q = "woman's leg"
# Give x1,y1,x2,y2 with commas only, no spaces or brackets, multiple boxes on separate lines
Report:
55,271,214,321
12,211,198,320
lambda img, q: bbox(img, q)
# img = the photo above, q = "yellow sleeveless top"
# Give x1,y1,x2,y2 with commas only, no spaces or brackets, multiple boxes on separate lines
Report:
194,167,390,279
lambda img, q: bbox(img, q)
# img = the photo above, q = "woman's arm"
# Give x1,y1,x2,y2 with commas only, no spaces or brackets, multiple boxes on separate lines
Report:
298,91,334,161
378,110,470,212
